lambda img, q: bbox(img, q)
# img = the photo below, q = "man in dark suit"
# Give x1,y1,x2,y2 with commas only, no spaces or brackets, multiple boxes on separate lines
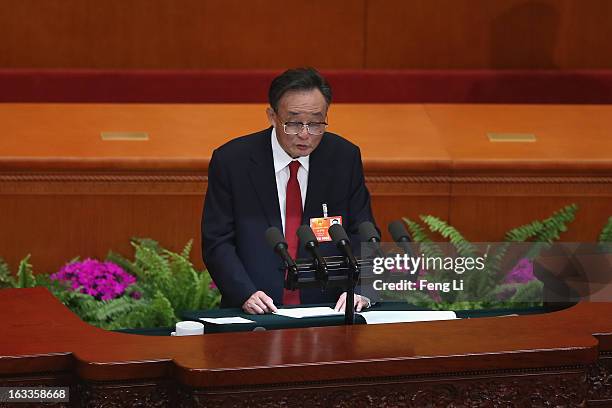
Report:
202,68,375,314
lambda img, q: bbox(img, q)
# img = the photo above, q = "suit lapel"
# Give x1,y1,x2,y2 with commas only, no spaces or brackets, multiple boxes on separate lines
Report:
304,134,333,222
249,129,283,231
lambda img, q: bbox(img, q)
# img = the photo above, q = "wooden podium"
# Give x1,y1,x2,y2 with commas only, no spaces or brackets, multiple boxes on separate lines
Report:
1,288,612,406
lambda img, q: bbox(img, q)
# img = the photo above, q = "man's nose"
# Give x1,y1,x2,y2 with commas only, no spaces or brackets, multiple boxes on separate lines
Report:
297,126,309,139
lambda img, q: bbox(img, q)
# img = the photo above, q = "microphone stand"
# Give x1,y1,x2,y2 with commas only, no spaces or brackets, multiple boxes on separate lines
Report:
283,255,370,326
343,255,359,325
285,262,300,291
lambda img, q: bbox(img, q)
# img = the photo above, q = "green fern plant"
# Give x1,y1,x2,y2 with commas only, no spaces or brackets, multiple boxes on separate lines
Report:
107,238,220,314
421,215,477,258
105,291,175,330
600,217,612,242
16,255,36,288
0,257,14,288
394,204,579,310
31,238,221,330
0,255,36,289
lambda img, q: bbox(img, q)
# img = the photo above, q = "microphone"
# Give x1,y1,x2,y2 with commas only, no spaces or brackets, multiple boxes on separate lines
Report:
265,226,298,289
388,220,414,257
297,225,328,284
358,221,384,257
329,224,359,275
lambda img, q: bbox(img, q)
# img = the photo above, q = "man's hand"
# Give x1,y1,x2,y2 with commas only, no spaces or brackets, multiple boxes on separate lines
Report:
334,292,371,313
242,291,278,315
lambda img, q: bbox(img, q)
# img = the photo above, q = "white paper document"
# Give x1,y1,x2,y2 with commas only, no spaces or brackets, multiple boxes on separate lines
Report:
357,311,457,325
199,317,255,324
273,307,344,318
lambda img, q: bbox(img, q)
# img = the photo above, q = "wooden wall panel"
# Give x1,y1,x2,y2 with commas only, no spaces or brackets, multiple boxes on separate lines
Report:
0,177,452,274
368,178,451,243
367,0,498,69
449,185,612,242
560,0,612,69
195,0,366,69
0,188,206,274
0,0,366,69
1,0,612,69
365,0,612,69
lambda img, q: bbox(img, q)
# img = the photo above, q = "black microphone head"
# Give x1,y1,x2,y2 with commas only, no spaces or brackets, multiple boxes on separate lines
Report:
297,225,318,248
358,221,380,242
388,220,411,242
265,226,287,250
328,223,349,245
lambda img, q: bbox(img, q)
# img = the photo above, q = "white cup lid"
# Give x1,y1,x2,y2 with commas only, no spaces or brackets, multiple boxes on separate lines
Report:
175,321,204,336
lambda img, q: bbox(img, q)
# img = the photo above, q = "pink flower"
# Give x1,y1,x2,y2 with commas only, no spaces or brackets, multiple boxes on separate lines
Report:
51,259,137,301
504,258,535,284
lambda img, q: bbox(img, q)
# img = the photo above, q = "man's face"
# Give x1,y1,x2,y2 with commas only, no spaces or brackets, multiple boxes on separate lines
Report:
267,88,328,158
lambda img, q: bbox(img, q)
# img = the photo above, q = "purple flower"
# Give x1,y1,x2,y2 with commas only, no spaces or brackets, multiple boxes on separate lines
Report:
51,259,137,301
504,258,535,284
496,258,536,300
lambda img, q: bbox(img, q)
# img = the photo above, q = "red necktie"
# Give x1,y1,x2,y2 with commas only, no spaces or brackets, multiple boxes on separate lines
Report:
283,160,302,305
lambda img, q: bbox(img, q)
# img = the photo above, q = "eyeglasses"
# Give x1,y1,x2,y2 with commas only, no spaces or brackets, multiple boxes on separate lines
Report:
283,121,328,136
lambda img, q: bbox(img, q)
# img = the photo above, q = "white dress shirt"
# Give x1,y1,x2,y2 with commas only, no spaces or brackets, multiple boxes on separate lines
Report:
271,127,309,235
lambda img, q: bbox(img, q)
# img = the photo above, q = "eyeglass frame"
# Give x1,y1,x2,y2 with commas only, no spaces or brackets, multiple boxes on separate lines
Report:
282,121,328,136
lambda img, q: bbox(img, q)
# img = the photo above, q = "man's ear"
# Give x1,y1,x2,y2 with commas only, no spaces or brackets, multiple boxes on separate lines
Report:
266,107,276,128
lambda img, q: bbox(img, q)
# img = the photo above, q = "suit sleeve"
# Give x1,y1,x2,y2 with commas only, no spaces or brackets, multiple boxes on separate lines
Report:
346,146,376,245
202,149,257,307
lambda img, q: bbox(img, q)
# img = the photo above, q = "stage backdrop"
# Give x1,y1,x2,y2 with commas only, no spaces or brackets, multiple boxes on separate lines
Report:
0,0,611,70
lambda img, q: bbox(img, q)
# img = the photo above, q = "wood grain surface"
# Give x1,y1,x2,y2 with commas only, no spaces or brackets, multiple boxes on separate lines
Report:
1,1,612,69
1,287,612,407
0,287,603,386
